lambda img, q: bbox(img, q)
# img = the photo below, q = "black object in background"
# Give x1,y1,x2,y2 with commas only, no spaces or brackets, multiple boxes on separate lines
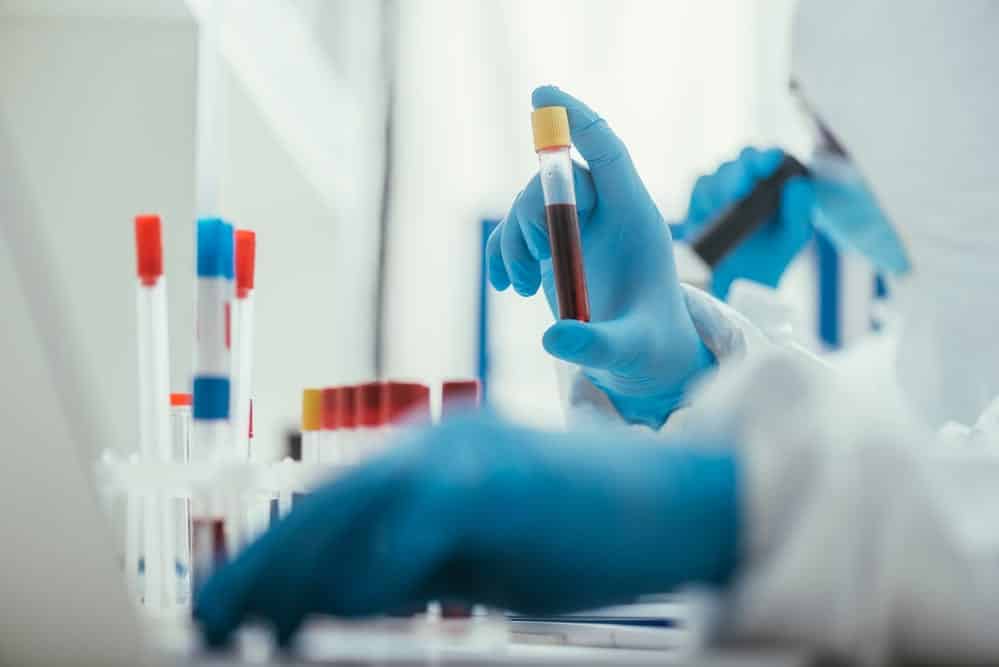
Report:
690,155,808,268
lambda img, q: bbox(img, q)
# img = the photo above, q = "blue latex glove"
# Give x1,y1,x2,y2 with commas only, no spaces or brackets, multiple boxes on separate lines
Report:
487,87,714,429
680,147,815,299
195,414,739,647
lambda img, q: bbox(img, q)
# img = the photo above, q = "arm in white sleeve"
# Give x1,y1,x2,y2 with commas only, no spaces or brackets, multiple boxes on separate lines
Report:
560,282,825,430
684,350,999,664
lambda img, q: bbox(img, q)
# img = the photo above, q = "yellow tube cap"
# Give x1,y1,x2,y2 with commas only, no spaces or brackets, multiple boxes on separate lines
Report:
531,106,571,151
301,388,321,431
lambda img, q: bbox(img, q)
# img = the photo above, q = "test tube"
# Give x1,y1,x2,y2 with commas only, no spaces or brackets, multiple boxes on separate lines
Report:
438,379,481,620
192,218,233,465
230,229,256,461
191,517,227,603
531,106,590,322
320,387,340,464
441,379,481,420
337,386,358,464
301,389,322,464
383,382,431,430
355,382,385,458
169,393,193,607
133,214,173,608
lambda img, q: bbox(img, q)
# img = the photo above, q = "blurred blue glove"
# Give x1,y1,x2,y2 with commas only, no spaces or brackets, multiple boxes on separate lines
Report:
679,147,815,299
196,414,739,647
487,87,714,428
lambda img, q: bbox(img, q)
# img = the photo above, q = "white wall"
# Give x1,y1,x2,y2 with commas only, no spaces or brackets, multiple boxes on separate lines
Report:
0,2,386,460
0,12,197,460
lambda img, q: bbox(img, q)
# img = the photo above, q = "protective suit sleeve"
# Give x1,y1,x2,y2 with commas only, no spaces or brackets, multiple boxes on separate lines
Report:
685,349,999,664
560,282,818,430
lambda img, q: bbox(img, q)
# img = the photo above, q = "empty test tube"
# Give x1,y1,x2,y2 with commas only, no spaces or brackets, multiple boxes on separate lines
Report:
301,389,322,464
531,106,590,321
320,387,340,464
192,219,234,464
356,382,385,458
169,393,193,607
337,386,358,464
441,379,482,419
230,229,256,461
382,382,431,429
133,214,173,608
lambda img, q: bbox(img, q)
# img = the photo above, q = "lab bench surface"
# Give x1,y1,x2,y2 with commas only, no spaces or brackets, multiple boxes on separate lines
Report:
170,619,809,667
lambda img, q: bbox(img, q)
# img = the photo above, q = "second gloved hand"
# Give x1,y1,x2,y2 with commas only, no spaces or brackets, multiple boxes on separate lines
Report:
195,414,738,647
678,147,815,299
487,87,714,428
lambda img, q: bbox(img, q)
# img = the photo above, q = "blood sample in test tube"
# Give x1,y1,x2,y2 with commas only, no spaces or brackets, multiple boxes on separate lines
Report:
531,106,590,321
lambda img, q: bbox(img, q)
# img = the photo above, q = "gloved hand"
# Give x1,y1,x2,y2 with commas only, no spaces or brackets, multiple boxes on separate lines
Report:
487,87,714,429
195,414,739,647
678,147,815,299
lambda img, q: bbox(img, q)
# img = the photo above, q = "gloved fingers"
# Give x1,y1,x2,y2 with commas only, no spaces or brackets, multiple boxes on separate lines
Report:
501,192,542,296
531,86,646,205
686,174,714,225
485,221,511,291
707,159,755,211
741,146,784,178
689,147,787,226
774,176,815,249
514,165,598,262
542,317,643,371
195,452,419,647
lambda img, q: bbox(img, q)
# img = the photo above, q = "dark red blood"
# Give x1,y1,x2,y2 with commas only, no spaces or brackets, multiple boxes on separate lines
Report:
545,203,590,322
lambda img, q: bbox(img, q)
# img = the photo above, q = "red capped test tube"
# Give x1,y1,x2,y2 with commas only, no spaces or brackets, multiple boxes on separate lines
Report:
320,387,340,464
441,379,481,420
356,382,385,458
531,106,590,322
338,385,358,464
382,381,431,428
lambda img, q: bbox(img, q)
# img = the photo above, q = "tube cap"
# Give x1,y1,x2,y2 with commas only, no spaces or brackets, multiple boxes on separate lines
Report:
321,387,339,430
197,218,226,277
134,214,163,286
170,392,192,407
441,379,481,419
356,382,384,428
383,382,431,426
235,229,256,298
531,106,571,151
301,389,321,431
338,386,357,429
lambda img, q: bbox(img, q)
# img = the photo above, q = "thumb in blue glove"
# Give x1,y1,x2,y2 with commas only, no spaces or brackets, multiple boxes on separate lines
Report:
194,414,739,647
487,87,714,428
681,146,815,299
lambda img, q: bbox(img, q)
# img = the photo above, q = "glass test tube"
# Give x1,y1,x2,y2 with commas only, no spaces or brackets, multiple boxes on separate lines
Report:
301,389,322,464
437,379,482,620
134,214,173,608
169,393,193,607
531,106,590,322
337,386,359,464
356,382,385,458
231,229,256,461
320,387,340,465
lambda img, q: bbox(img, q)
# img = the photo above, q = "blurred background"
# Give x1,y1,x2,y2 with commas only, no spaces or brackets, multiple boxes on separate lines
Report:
1,0,821,462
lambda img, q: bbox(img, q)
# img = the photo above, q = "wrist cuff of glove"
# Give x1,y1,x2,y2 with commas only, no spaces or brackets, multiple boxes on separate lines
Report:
590,340,716,430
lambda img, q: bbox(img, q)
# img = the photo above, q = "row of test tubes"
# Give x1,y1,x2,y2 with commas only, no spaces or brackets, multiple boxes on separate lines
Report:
123,214,257,613
298,380,480,467
125,212,485,618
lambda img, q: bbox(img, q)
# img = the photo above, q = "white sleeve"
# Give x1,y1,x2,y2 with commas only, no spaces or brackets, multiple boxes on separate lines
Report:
560,283,824,431
683,350,999,664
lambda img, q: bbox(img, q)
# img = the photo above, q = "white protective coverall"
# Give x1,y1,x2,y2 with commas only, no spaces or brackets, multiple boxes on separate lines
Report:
567,1,999,663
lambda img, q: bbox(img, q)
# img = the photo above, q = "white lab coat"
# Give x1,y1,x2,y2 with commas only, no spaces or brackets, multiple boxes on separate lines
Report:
566,283,999,664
